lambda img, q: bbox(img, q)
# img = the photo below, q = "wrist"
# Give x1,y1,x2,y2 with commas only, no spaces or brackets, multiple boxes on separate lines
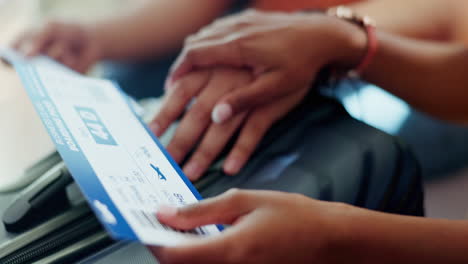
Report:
328,16,369,71
300,14,368,74
320,202,367,264
327,6,379,78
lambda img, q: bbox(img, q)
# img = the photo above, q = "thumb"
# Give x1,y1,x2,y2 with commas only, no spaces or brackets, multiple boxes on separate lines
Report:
157,189,257,230
167,39,244,87
27,23,58,57
211,72,286,124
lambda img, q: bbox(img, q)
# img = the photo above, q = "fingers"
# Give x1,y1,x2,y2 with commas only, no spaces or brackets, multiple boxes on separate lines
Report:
150,70,212,137
12,22,97,73
72,33,101,73
47,28,79,66
164,69,304,178
152,189,286,264
166,69,249,164
25,22,59,57
223,89,307,175
168,39,244,86
47,39,68,61
12,31,32,52
73,49,95,73
211,72,285,124
183,111,247,180
157,189,257,230
185,21,248,47
184,9,267,46
167,9,284,86
222,110,273,175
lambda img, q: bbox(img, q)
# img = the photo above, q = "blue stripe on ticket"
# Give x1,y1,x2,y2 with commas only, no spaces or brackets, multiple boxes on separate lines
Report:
14,63,138,241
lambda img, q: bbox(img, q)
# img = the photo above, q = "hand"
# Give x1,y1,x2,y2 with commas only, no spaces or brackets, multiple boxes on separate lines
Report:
167,10,366,124
151,68,307,180
150,189,353,264
13,21,102,73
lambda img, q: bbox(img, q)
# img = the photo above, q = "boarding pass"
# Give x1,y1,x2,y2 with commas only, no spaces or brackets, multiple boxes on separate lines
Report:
0,49,221,246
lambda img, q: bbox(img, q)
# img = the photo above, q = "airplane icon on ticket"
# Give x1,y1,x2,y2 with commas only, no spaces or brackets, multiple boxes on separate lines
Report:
150,164,167,181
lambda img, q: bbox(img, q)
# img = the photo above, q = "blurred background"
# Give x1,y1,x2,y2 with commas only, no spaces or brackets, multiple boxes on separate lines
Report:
1,0,468,220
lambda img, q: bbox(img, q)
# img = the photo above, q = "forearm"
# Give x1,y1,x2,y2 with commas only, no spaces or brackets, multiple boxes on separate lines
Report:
362,31,468,122
88,0,232,61
349,0,461,41
325,14,468,122
338,207,468,264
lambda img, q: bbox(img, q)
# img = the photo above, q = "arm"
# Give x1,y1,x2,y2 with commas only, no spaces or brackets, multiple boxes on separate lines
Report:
350,0,468,42
90,0,233,60
362,31,468,123
165,11,468,123
152,9,468,178
150,190,468,264
12,0,232,72
342,207,468,264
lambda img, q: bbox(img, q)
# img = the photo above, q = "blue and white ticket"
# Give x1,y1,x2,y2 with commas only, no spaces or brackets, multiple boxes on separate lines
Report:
1,49,221,246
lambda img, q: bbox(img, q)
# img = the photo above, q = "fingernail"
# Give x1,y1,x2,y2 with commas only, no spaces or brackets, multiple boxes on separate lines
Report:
212,103,233,124
184,162,201,180
224,158,241,175
150,123,161,136
157,205,178,218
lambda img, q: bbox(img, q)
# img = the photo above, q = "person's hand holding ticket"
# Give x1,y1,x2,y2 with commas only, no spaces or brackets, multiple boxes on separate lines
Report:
14,21,102,74
150,189,347,264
